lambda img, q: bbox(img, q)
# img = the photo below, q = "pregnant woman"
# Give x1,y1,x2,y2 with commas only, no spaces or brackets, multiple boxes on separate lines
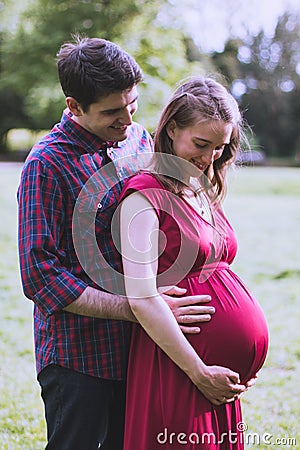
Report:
119,76,269,449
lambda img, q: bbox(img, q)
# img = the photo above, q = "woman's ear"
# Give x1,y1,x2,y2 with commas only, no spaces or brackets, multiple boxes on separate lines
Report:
166,119,177,140
66,97,84,117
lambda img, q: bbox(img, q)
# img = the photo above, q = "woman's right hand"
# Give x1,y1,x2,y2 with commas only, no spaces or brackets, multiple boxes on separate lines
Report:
193,364,246,406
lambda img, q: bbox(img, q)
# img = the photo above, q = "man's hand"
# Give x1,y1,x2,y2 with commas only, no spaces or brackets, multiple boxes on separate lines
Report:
159,286,215,334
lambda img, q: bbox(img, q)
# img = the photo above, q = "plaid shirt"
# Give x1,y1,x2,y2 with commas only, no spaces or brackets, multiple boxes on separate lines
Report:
17,109,153,380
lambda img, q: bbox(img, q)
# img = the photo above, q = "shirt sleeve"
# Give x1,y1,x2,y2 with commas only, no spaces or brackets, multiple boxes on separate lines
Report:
17,159,87,317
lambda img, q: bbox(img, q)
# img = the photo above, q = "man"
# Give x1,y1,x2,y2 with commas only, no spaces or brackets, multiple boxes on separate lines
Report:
17,37,215,450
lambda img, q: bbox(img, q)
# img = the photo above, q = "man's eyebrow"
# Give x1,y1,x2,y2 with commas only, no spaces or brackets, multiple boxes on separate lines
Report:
102,96,138,113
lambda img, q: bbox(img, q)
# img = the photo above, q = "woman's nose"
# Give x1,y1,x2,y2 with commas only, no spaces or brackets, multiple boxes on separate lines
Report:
202,149,217,165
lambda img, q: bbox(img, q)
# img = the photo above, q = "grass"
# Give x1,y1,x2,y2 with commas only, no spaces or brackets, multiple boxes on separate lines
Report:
0,163,46,449
225,166,300,449
0,163,299,449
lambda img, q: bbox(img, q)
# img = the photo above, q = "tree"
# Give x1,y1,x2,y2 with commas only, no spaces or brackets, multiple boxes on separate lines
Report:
0,0,210,152
213,12,300,158
0,0,154,151
118,2,213,131
0,25,32,153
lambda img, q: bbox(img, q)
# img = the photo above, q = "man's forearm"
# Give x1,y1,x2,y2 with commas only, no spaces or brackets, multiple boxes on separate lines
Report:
63,286,137,322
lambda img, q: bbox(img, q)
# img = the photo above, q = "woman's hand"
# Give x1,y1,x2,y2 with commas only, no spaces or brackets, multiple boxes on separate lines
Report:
245,373,258,389
192,364,246,406
229,373,259,401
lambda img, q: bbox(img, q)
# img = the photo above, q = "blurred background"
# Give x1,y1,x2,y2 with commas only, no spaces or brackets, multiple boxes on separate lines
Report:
1,0,300,165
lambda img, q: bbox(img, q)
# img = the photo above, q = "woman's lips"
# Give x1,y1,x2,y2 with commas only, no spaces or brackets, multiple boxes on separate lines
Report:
191,158,206,171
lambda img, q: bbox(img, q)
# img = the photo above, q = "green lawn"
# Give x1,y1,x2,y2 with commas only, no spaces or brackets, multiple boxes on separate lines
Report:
0,163,299,449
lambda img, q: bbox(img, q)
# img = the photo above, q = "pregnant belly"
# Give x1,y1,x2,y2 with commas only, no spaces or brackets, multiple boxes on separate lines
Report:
183,270,269,384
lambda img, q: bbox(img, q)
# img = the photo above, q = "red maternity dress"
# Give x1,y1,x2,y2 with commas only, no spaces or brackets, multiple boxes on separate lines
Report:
120,173,269,450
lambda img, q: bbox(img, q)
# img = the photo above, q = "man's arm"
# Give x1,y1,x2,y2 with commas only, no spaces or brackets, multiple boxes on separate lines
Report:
64,285,215,335
63,286,136,321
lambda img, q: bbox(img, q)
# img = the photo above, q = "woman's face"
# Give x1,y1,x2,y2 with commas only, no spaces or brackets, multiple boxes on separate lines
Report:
166,119,233,177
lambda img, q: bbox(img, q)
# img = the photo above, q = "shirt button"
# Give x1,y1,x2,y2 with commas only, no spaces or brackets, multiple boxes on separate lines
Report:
97,203,102,209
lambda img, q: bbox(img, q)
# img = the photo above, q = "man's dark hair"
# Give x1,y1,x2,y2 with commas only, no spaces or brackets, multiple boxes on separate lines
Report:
57,36,143,111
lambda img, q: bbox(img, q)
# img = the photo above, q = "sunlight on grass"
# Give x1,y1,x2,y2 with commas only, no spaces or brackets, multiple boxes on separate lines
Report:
0,164,299,448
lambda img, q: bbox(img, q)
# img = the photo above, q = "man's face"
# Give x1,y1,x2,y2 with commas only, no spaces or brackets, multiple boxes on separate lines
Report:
70,85,138,142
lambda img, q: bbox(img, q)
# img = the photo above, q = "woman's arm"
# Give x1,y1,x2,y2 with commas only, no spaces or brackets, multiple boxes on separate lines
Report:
120,192,246,405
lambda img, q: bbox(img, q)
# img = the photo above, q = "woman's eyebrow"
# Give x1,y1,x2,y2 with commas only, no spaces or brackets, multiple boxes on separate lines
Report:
195,137,230,145
194,137,212,144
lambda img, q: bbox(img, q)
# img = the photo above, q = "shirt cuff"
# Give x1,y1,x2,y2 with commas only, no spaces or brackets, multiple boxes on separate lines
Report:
33,271,88,317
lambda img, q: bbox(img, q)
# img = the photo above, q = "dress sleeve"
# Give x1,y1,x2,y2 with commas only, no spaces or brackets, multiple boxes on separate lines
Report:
119,173,167,220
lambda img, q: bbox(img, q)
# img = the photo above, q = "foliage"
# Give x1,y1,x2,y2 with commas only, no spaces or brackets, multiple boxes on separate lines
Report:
240,13,300,158
118,2,213,131
1,0,151,130
1,1,300,160
213,12,300,158
0,87,32,148
0,0,211,149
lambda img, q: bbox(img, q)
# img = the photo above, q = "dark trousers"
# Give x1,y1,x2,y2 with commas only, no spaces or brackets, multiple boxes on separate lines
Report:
38,365,126,450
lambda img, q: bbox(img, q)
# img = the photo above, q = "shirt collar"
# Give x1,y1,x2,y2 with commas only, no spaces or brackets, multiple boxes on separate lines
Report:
60,108,119,155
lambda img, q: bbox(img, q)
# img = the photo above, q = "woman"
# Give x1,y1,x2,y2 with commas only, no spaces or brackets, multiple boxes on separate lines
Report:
119,76,269,449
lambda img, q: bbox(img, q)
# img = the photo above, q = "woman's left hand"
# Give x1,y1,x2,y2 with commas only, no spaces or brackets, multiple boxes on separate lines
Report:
229,374,259,402
245,374,258,389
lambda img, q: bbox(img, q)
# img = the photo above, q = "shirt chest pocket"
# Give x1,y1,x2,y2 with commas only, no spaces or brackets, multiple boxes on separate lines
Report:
74,189,118,241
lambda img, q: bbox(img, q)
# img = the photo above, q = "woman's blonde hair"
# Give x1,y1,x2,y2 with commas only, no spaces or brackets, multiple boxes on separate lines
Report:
153,76,246,201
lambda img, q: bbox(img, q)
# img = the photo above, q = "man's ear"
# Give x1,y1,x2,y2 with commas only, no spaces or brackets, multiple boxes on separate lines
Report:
166,119,176,140
66,97,84,117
